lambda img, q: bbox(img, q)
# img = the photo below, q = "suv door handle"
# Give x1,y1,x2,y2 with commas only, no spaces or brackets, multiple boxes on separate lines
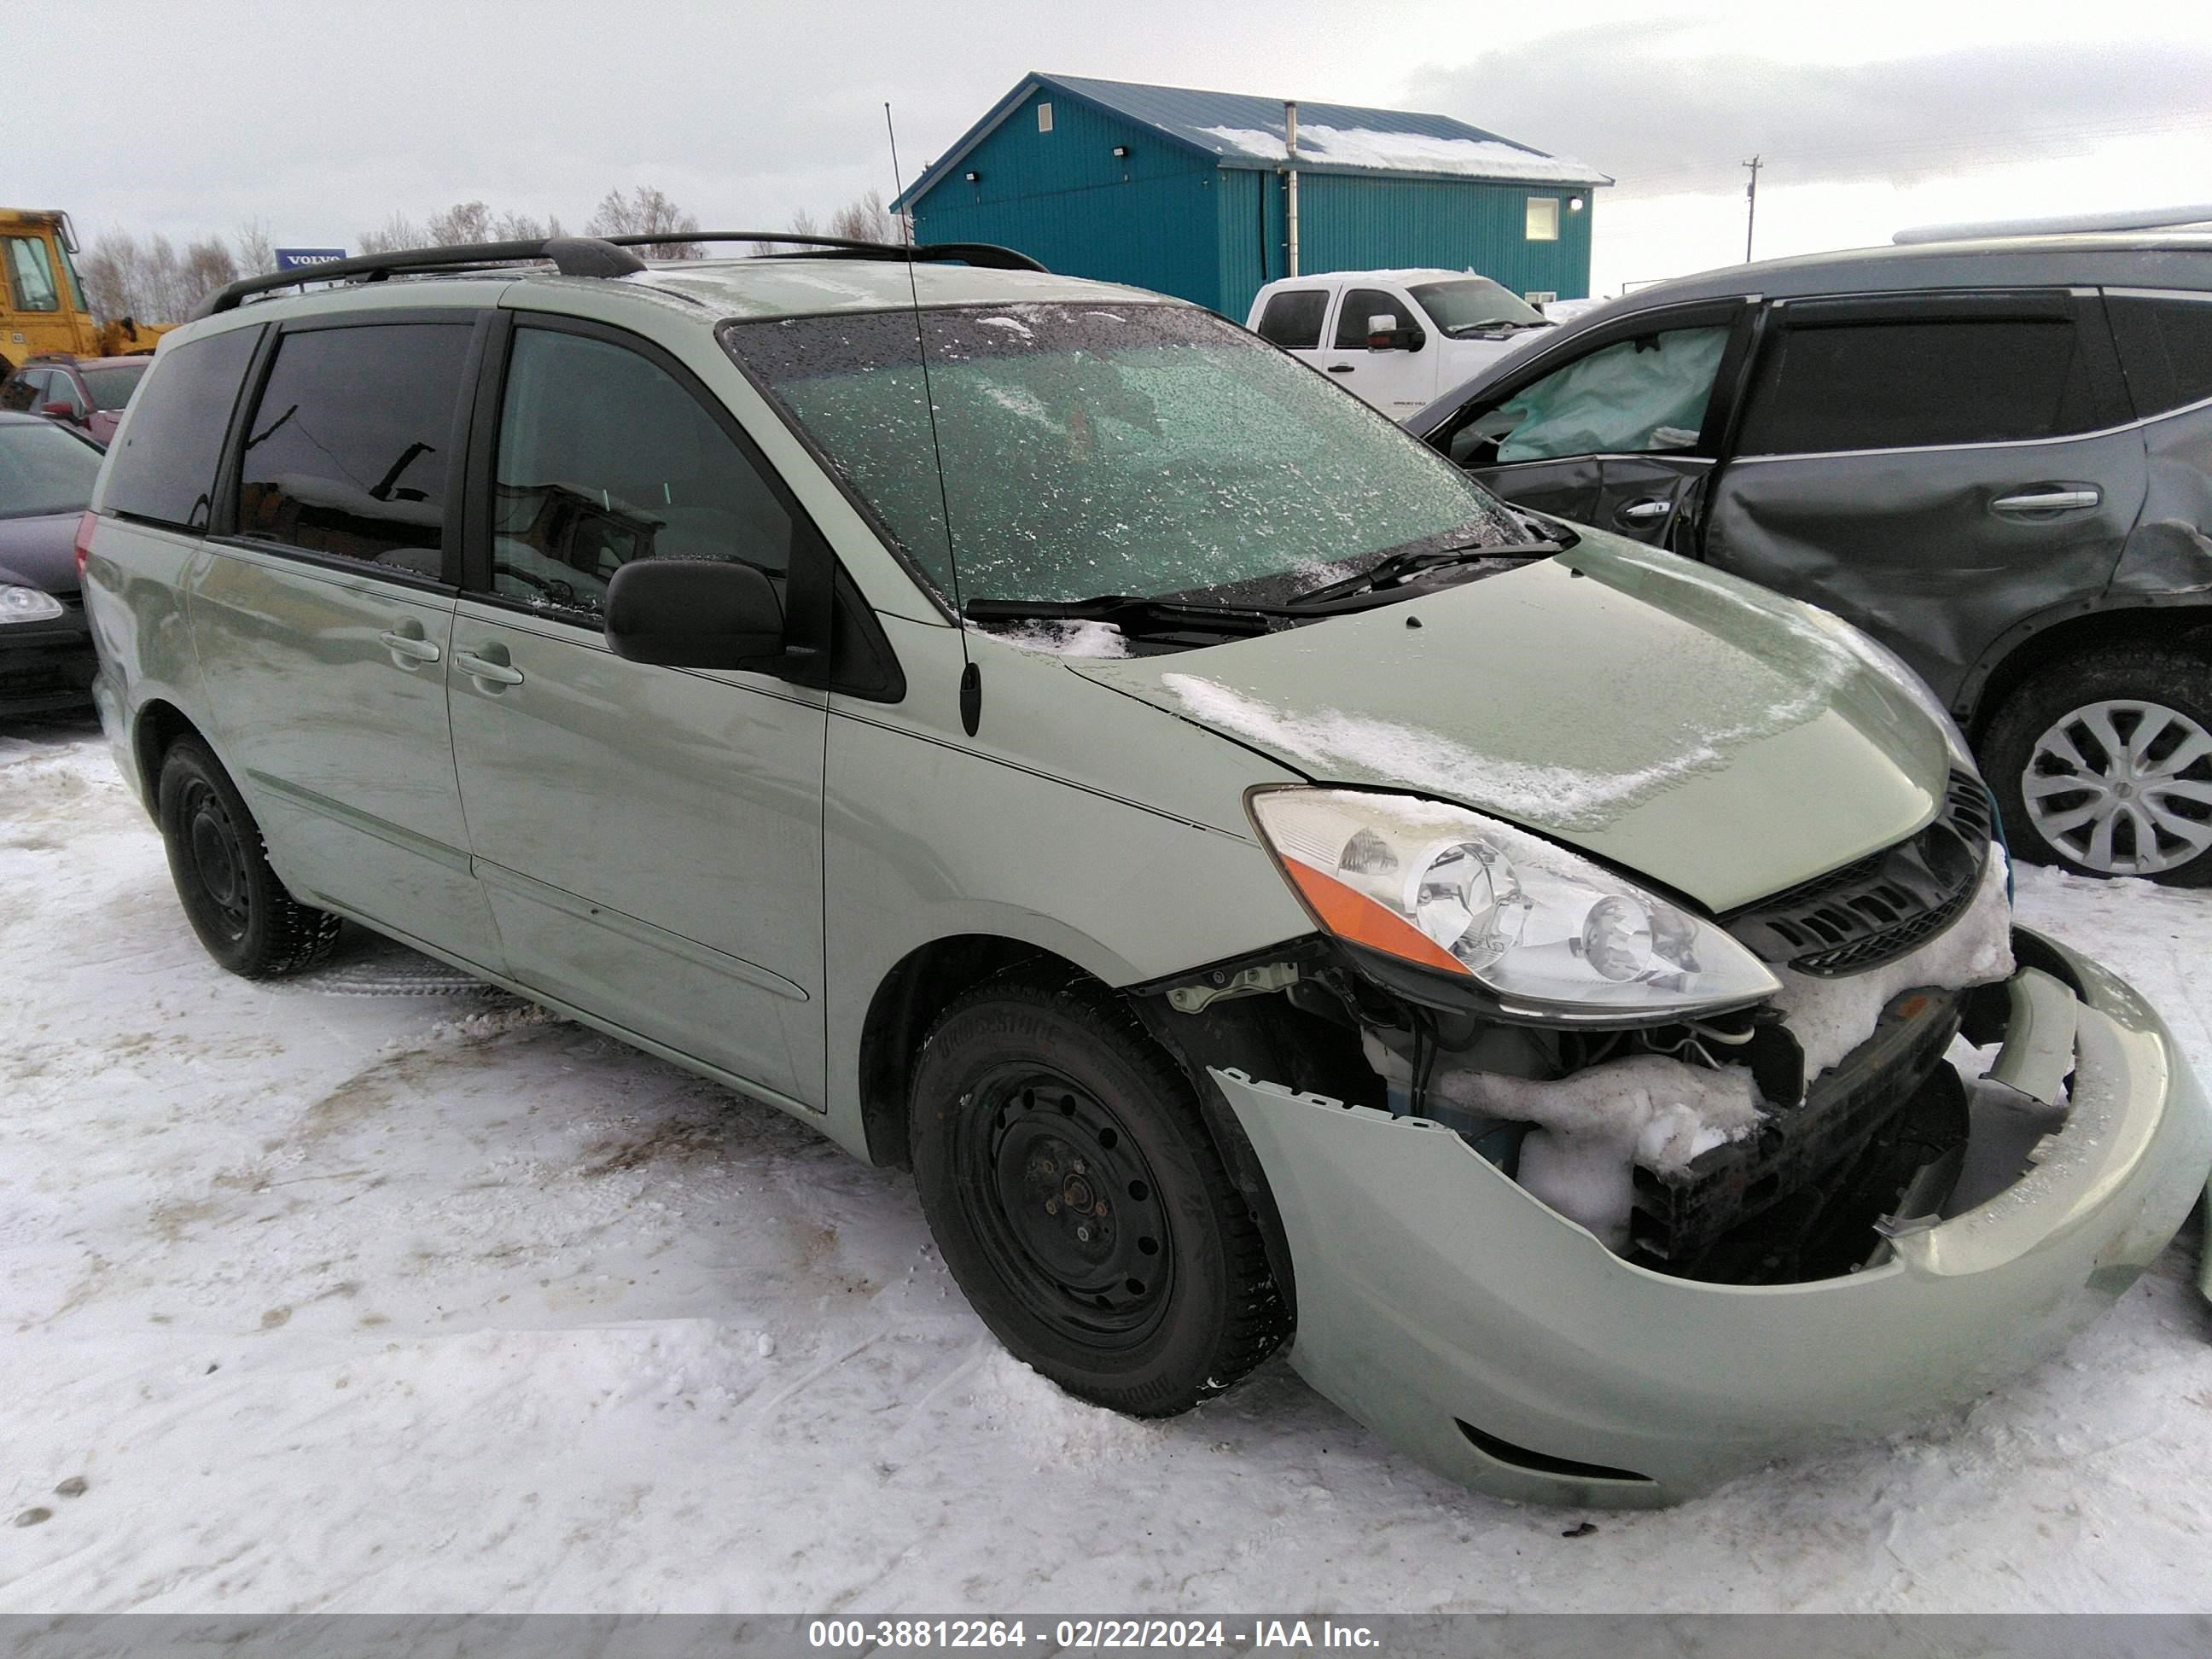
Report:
378,627,442,665
1992,487,2100,515
455,649,525,687
1617,498,1673,523
1327,364,1356,374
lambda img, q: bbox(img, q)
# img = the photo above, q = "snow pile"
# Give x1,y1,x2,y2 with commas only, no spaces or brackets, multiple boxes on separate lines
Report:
986,618,1132,659
1363,1034,1760,1250
1196,124,1608,185
1775,847,2016,1079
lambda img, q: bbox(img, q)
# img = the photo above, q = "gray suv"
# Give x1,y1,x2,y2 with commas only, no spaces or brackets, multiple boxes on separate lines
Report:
1412,234,2212,884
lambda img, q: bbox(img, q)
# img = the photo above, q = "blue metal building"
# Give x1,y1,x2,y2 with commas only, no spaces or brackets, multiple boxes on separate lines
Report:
893,73,1610,320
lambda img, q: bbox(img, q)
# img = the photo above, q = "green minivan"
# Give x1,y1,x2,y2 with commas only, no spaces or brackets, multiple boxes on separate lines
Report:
79,236,2211,1505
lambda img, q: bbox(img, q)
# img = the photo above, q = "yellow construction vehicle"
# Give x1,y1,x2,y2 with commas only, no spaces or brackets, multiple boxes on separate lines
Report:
2,208,172,373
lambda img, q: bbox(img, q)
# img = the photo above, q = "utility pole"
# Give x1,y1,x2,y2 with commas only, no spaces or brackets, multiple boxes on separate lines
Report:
1743,154,1761,262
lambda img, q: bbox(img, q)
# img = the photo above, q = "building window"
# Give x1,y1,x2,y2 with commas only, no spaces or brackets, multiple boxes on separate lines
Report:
1525,197,1559,242
1037,102,1053,134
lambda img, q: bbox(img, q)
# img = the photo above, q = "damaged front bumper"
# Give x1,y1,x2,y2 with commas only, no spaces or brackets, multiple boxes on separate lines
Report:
1211,926,2212,1507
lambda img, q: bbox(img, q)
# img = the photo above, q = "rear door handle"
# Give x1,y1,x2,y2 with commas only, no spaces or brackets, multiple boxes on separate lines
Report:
455,649,525,687
377,628,442,664
1992,487,2100,515
1617,498,1673,524
1327,364,1356,375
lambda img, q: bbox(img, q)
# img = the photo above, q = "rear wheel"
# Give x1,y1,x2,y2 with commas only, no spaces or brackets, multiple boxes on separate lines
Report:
1982,644,2212,884
908,973,1287,1416
156,737,343,975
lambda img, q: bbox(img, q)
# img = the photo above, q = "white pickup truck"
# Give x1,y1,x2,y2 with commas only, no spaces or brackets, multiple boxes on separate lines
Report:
1245,269,1557,416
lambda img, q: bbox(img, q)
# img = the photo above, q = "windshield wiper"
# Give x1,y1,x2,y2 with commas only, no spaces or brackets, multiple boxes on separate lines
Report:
1447,318,1551,338
1288,534,1569,608
965,595,1294,638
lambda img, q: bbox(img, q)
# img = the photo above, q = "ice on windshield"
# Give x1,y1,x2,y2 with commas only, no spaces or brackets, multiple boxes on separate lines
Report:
724,303,1520,607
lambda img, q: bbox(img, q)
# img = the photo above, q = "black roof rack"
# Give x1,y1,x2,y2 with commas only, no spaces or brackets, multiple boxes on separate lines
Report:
195,232,1048,318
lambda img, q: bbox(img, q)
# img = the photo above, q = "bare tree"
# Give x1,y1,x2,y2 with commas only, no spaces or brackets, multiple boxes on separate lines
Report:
829,189,905,246
78,232,141,324
357,213,424,255
587,186,702,259
233,219,279,277
178,238,240,315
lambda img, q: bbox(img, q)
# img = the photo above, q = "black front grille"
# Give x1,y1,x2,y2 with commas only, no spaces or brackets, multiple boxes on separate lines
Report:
1724,771,1994,978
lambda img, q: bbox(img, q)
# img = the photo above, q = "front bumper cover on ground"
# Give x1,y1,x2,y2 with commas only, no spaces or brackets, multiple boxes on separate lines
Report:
1211,926,2212,1507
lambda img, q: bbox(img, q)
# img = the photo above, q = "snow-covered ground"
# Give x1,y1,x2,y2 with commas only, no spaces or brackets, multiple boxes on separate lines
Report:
2,719,2206,1614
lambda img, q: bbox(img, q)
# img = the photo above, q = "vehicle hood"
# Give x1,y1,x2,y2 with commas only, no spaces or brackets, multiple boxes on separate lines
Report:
0,511,82,595
1069,534,1954,912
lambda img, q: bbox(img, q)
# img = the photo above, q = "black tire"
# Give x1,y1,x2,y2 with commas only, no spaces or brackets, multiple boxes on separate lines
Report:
1982,643,2212,885
156,736,344,976
908,972,1288,1416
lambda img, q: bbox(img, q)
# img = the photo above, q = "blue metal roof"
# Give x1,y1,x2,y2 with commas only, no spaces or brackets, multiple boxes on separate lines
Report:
895,73,1610,211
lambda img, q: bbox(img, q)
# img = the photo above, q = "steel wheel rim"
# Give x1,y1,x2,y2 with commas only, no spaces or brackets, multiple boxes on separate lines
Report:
956,1064,1174,1349
181,778,251,939
2023,697,2212,875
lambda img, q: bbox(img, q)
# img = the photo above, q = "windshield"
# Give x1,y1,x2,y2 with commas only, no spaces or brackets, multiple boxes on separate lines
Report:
0,421,102,518
724,302,1521,606
81,362,147,411
1408,278,1545,335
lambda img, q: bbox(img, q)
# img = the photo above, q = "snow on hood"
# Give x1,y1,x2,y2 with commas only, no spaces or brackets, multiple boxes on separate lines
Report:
1069,534,1955,912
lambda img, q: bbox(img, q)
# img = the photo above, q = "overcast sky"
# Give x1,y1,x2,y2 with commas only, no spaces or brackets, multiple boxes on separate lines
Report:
15,0,2212,298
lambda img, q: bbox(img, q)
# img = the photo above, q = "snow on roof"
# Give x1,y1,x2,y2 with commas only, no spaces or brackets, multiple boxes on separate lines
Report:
1196,123,1609,185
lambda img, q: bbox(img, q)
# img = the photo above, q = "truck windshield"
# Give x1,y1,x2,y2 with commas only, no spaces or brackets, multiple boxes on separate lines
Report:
1407,278,1546,335
724,302,1521,606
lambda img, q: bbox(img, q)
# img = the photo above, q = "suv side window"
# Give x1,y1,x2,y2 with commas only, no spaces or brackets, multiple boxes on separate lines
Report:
236,322,472,576
1254,289,1329,350
1458,325,1730,464
488,325,790,616
1335,288,1410,349
2105,293,2212,418
102,326,263,531
1736,313,2104,455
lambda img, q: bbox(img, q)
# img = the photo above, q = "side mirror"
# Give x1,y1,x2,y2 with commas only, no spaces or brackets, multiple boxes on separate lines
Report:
39,400,81,422
1365,317,1426,353
603,558,785,669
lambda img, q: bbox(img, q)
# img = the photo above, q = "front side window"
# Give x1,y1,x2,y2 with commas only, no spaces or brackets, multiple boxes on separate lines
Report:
1,369,50,412
491,327,791,616
102,325,262,531
0,420,102,518
4,237,61,312
1736,315,2100,454
1334,288,1412,349
1254,288,1328,349
1525,198,1559,242
237,323,470,574
725,302,1520,606
81,361,148,411
1476,326,1729,464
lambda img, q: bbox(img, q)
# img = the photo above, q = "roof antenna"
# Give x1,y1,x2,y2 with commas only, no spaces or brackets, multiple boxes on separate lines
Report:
887,101,981,737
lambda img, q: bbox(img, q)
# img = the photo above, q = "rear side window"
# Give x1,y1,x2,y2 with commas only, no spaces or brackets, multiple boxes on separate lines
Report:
102,326,261,532
1335,288,1411,349
1737,317,2104,455
1254,289,1328,350
2106,294,2212,418
237,323,471,576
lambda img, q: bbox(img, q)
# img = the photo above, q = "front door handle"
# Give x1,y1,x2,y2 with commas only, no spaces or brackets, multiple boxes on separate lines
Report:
1327,364,1356,375
378,627,442,665
455,649,525,687
1617,498,1673,524
1992,487,2100,515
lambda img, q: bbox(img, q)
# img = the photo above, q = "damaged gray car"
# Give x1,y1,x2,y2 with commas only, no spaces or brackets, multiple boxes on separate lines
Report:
1410,233,2212,885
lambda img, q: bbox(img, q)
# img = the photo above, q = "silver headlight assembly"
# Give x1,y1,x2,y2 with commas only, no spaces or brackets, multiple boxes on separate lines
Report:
1249,788,1779,1022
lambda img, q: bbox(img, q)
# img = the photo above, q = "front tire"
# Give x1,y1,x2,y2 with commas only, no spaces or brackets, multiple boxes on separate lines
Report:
908,974,1288,1416
156,737,343,976
1982,644,2212,884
